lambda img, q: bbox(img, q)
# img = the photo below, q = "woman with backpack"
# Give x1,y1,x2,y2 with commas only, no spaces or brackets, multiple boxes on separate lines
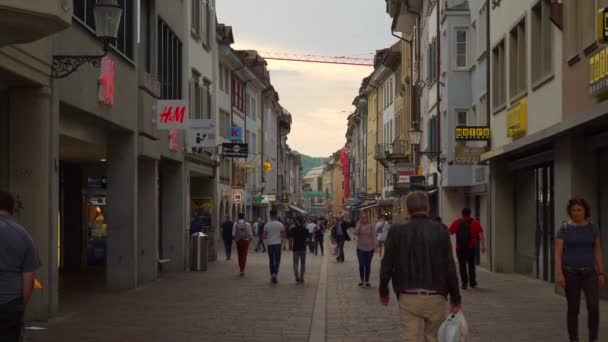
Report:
555,198,605,342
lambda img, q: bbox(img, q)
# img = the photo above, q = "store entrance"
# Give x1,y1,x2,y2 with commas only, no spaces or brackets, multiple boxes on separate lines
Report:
514,163,554,282
598,150,608,299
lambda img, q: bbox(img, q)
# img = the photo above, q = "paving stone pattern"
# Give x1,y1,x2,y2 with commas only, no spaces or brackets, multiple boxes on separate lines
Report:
27,240,608,342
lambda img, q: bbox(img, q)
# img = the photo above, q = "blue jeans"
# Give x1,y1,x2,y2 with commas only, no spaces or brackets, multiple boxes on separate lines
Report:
356,249,374,283
268,244,282,276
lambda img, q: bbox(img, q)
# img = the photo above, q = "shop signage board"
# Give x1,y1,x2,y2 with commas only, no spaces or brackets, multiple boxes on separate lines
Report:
455,126,490,141
191,197,212,209
454,145,485,165
303,191,326,198
229,126,243,141
255,194,269,204
169,129,179,151
409,176,426,191
222,143,248,158
98,56,115,105
507,98,527,138
598,8,608,43
589,47,608,97
396,163,417,184
188,119,216,149
157,100,188,130
231,189,244,204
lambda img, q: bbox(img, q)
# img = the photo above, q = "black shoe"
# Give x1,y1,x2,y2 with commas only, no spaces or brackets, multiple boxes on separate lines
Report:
295,276,300,283
358,282,363,286
470,284,477,289
461,285,468,290
365,283,371,287
240,272,244,277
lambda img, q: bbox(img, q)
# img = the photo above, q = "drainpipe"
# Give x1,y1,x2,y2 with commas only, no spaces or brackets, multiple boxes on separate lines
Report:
436,1,442,175
485,0,493,271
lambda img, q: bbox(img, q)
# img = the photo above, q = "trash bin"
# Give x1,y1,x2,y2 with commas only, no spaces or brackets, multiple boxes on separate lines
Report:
190,232,208,271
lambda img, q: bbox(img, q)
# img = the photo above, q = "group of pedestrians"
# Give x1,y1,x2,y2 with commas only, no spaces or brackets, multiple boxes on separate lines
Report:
221,210,330,284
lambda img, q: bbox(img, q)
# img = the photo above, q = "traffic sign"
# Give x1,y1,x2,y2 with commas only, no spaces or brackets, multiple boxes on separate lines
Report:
231,189,244,204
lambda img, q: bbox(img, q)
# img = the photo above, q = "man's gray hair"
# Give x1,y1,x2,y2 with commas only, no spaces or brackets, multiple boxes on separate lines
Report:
406,191,429,214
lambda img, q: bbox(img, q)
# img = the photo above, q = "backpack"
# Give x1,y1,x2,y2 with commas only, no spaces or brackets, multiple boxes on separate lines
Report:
456,219,471,249
235,221,250,241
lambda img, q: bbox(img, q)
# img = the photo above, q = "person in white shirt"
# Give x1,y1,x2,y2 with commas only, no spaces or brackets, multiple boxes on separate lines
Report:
376,215,391,258
264,209,286,283
306,218,317,254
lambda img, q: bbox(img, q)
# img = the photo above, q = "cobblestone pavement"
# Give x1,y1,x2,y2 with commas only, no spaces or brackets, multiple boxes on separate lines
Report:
326,241,608,342
27,239,608,342
27,243,323,342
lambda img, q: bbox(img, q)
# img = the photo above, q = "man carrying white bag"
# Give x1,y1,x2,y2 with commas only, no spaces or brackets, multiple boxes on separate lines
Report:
438,311,469,342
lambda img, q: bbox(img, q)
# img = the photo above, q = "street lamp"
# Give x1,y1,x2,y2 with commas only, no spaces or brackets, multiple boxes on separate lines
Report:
408,127,441,162
51,0,123,79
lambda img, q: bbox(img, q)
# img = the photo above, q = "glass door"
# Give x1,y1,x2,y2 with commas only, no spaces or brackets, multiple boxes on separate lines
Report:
535,164,554,282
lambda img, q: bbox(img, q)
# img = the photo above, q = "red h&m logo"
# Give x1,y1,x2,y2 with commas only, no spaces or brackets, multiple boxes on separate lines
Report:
156,100,188,130
159,105,186,124
98,57,115,105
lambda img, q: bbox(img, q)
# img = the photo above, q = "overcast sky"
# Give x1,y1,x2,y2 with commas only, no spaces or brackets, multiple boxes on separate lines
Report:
216,0,396,157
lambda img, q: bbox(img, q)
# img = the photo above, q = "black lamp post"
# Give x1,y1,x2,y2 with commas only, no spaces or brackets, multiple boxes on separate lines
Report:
408,127,441,162
51,0,123,79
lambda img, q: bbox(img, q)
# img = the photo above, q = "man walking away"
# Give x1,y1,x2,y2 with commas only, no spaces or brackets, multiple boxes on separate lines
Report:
314,220,325,256
221,216,234,260
0,191,41,342
380,191,461,342
232,213,254,276
290,216,310,284
254,218,266,252
331,214,351,263
449,208,486,289
306,218,317,254
264,209,286,283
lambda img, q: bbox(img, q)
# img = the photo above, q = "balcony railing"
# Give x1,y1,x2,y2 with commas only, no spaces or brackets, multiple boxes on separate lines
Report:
375,140,411,168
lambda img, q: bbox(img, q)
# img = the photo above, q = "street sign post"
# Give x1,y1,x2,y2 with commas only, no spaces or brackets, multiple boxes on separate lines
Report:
222,143,248,158
229,126,243,141
231,189,244,204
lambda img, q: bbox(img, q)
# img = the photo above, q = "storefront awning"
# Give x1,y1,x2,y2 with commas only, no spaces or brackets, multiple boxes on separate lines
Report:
288,205,308,215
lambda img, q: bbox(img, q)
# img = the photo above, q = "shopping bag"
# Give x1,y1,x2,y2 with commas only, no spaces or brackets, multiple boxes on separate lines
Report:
438,311,469,342
330,242,338,256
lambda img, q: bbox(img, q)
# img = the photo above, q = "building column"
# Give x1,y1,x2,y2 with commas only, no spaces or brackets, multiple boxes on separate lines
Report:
106,133,138,289
138,158,158,285
490,158,514,273
160,161,186,272
9,86,57,321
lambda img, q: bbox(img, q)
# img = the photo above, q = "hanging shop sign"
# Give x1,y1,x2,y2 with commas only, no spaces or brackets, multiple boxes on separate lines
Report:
302,191,326,198
188,119,216,151
222,143,248,158
597,8,608,43
98,56,115,105
191,197,213,209
229,126,243,141
454,145,486,165
267,195,277,202
157,100,188,130
427,173,438,190
396,163,417,184
589,47,608,97
507,98,527,138
455,126,490,141
231,189,244,204
409,176,426,191
169,129,180,151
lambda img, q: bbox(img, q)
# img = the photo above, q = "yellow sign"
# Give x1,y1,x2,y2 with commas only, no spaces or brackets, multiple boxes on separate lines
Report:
191,197,212,209
507,98,527,138
455,126,491,141
589,47,608,97
598,8,608,43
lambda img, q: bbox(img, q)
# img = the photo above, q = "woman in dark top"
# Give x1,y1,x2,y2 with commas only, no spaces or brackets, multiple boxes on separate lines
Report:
555,198,605,342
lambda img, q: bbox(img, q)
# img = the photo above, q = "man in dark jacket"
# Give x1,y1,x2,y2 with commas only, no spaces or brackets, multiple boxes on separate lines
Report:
331,214,351,263
221,216,234,260
379,191,461,342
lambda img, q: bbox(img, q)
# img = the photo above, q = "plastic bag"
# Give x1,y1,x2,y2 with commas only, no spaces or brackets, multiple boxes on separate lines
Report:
330,242,338,256
438,311,469,342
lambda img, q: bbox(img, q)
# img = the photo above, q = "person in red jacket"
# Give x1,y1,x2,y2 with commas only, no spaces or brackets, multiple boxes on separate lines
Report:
449,208,486,289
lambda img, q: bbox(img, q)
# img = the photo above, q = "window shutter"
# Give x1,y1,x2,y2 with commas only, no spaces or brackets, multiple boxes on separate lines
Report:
189,78,195,119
